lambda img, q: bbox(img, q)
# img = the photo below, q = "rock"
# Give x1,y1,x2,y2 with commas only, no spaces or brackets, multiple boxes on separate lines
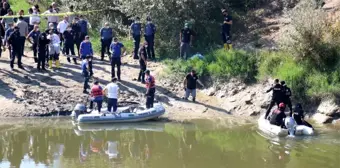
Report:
243,95,252,105
249,108,261,116
207,87,216,96
312,113,333,124
317,99,340,116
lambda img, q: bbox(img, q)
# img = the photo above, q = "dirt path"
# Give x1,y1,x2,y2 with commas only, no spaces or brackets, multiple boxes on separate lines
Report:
0,46,240,122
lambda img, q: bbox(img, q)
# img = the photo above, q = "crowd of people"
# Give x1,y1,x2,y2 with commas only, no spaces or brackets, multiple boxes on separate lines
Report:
0,0,234,112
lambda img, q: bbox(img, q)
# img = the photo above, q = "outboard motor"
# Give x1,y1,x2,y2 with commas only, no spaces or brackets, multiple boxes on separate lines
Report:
285,117,297,136
72,104,86,119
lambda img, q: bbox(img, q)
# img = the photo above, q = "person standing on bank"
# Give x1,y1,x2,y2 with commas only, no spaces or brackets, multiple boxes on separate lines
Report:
182,70,204,102
47,29,61,69
43,5,58,29
110,37,126,80
71,17,82,57
77,15,89,44
57,15,69,55
137,41,148,83
100,22,113,61
144,70,156,109
4,23,14,59
63,25,77,64
7,26,24,70
26,24,40,63
130,17,141,60
103,78,120,113
144,17,156,60
221,9,233,50
81,55,91,93
16,16,28,58
80,35,94,77
180,23,195,59
36,29,50,70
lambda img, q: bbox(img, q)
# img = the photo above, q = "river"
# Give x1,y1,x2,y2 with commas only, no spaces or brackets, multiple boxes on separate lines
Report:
0,118,339,168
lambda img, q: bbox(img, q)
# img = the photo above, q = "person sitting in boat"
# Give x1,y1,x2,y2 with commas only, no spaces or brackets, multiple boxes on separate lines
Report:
269,102,287,128
293,103,314,129
89,81,104,113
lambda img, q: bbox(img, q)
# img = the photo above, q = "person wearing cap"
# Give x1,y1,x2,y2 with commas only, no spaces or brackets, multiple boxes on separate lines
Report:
47,28,61,69
221,9,233,50
7,26,24,70
180,22,195,59
280,81,293,115
130,17,141,59
80,35,94,76
100,22,113,61
103,78,120,113
144,70,156,109
144,17,156,60
81,55,91,93
137,41,148,83
63,25,77,64
36,29,50,70
89,81,104,113
43,5,59,29
16,16,29,58
26,24,40,63
182,70,204,102
109,37,125,80
57,15,69,55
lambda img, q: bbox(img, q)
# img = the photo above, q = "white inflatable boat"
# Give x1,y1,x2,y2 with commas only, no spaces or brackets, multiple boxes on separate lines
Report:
258,114,314,137
72,103,165,124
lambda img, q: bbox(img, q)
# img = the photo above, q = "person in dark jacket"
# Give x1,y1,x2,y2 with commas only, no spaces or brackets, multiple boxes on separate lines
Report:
7,26,24,70
265,79,283,119
82,55,91,93
144,17,156,60
100,22,113,61
145,70,156,109
221,9,233,50
26,24,40,63
270,103,287,127
131,17,141,59
137,41,148,83
281,81,293,115
180,23,195,59
293,103,313,129
37,29,50,70
71,17,82,57
63,25,77,64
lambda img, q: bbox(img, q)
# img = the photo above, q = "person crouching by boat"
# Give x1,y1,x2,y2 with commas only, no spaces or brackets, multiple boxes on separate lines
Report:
89,81,104,113
145,70,155,109
103,78,120,113
269,103,287,128
293,103,314,129
47,29,61,69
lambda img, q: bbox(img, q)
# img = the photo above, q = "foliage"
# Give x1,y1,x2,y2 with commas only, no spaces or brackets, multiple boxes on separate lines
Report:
165,49,257,82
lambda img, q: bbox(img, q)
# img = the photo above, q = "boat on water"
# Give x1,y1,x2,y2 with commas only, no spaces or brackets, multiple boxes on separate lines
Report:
258,114,314,137
71,103,166,124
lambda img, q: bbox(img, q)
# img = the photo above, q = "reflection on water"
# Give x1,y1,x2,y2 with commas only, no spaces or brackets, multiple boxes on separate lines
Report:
0,120,339,168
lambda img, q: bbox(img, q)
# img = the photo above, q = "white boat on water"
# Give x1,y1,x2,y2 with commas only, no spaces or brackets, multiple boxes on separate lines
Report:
71,103,166,124
258,114,314,137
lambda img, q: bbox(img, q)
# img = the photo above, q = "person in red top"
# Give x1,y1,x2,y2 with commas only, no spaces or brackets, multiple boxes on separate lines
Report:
145,70,156,109
89,81,104,112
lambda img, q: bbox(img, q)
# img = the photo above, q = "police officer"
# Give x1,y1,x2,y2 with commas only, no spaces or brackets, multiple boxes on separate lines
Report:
265,79,283,119
280,81,293,115
26,24,40,63
130,17,141,59
7,26,24,70
144,17,156,60
137,41,148,83
63,25,77,64
145,70,156,109
221,9,233,50
37,29,50,70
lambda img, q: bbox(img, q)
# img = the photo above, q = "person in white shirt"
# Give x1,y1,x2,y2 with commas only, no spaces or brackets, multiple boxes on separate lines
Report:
47,29,61,69
43,5,59,29
57,16,69,54
103,78,120,112
29,6,40,29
